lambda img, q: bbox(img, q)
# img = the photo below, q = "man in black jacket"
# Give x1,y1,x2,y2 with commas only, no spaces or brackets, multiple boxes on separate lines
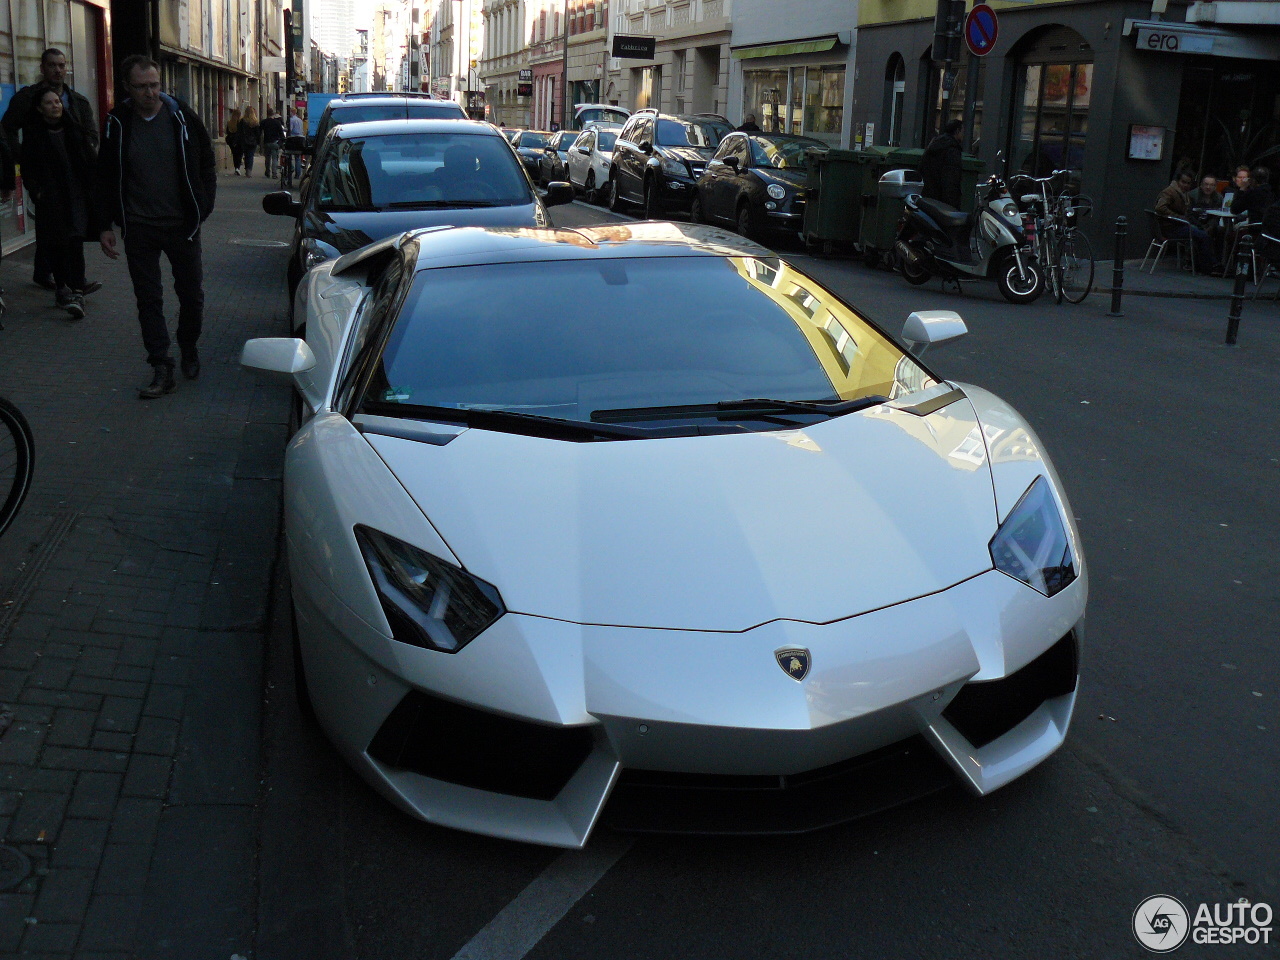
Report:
921,118,964,209
96,55,217,399
1,47,99,290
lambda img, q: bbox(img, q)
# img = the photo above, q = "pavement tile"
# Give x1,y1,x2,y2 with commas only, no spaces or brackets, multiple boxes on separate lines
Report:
20,919,80,952
29,659,76,691
140,686,183,721
92,700,142,736
9,791,70,844
47,711,98,750
0,892,37,951
88,733,133,753
0,767,76,794
32,867,95,924
120,756,170,801
0,641,43,671
39,749,129,775
0,723,49,765
51,820,110,870
106,800,161,846
93,845,152,896
19,691,101,713
77,894,142,952
67,773,122,820
131,719,178,758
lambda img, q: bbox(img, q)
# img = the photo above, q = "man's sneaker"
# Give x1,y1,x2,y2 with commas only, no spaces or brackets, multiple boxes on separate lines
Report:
33,274,56,291
180,351,200,380
139,362,177,399
77,280,103,297
65,295,86,321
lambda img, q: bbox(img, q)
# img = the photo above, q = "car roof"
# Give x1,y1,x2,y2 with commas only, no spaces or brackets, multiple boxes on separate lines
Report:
327,94,459,107
330,118,499,138
333,223,772,279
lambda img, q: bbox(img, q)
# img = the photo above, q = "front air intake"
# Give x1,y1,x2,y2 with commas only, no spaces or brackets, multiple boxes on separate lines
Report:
942,632,1078,748
367,690,594,801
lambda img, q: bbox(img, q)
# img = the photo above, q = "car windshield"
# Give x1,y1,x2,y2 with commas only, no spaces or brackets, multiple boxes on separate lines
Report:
316,133,532,210
518,132,549,149
656,118,731,148
595,131,618,151
750,136,826,170
556,132,577,150
361,256,935,429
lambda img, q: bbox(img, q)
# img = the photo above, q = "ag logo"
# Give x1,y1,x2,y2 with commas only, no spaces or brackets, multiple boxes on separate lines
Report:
775,648,810,681
1133,895,1190,953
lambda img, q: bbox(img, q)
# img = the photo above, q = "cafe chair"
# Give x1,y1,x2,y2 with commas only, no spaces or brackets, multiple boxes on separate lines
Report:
1252,233,1280,301
1141,210,1195,274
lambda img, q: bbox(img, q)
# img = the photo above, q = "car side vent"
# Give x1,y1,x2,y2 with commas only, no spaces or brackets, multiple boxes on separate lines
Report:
367,690,594,801
942,632,1078,748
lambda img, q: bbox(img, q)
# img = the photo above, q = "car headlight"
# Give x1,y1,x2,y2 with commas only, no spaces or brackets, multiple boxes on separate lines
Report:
354,525,505,653
989,477,1077,597
767,184,787,200
302,238,341,271
661,155,689,178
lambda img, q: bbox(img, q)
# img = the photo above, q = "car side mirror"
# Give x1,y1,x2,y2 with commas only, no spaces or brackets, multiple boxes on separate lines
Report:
578,146,591,155
262,191,302,217
639,140,652,153
901,310,967,357
544,182,575,207
240,338,316,382
284,134,307,152
724,156,740,172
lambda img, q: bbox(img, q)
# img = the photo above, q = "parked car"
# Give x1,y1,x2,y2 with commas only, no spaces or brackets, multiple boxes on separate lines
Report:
536,129,581,186
608,109,732,218
241,220,1087,848
502,127,522,144
261,118,572,308
693,131,826,240
509,129,553,180
565,123,622,204
310,93,468,156
571,102,630,129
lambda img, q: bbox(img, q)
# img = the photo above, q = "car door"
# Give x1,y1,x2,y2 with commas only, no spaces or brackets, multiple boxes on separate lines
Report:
704,135,743,224
567,130,593,188
620,116,652,201
723,136,753,219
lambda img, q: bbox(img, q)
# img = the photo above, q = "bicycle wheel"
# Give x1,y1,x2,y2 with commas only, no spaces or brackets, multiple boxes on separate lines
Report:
1039,228,1062,304
1058,228,1095,304
0,395,35,538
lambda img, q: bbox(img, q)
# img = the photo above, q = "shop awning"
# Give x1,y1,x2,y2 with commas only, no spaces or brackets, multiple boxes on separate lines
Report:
731,34,849,60
1124,18,1280,59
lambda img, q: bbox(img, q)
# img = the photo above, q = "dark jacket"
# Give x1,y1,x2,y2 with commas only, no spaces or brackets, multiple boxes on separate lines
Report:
1,81,98,155
921,133,962,208
96,93,216,241
1231,184,1275,225
261,115,285,146
238,120,262,149
0,138,13,193
737,121,761,133
21,115,97,242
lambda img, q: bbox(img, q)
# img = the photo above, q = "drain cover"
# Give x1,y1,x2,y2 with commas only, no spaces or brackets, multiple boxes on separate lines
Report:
228,238,289,248
0,846,30,891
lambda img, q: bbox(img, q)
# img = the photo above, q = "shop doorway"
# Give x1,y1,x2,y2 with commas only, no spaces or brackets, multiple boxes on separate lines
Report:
1007,26,1093,180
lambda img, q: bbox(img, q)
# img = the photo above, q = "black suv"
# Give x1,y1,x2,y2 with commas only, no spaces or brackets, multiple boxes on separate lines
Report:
608,111,732,218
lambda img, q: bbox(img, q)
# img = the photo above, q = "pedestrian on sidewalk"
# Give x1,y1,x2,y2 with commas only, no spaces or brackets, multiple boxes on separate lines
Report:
261,105,284,179
287,107,304,180
239,105,262,176
226,106,243,175
21,89,98,320
96,55,217,400
922,119,964,209
737,114,761,133
1,47,99,291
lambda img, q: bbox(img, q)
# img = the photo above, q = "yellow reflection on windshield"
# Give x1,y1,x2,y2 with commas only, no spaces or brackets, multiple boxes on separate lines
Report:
731,258,936,401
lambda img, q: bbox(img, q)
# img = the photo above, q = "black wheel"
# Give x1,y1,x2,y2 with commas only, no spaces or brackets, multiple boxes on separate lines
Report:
609,173,628,213
643,178,661,220
736,202,755,240
0,395,34,539
690,192,705,224
585,170,598,204
996,255,1045,304
899,249,932,285
1057,228,1095,304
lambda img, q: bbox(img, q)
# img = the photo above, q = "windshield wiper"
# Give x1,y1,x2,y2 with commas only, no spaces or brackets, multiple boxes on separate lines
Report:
361,400,690,441
382,199,509,209
318,204,379,212
592,395,888,423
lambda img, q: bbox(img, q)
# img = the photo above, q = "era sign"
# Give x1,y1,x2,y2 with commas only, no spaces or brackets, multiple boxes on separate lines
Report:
1135,27,1214,54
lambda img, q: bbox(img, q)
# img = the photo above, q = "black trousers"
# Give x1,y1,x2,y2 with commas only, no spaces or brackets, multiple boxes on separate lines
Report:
50,238,86,291
124,224,204,365
33,221,54,281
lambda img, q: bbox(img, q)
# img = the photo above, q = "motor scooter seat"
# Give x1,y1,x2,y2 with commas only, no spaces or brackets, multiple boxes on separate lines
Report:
916,197,971,231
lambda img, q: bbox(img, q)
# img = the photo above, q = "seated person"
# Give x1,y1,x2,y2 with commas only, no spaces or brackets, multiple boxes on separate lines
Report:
1222,165,1250,210
1231,165,1274,226
1155,169,1221,275
1187,174,1224,224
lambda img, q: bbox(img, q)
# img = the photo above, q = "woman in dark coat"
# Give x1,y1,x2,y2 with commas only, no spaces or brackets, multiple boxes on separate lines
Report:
22,88,97,318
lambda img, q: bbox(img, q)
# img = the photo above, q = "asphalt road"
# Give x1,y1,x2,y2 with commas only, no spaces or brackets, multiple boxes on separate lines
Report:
255,198,1279,960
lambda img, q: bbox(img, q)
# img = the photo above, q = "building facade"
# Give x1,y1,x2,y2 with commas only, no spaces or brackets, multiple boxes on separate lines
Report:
604,0,731,118
726,0,855,147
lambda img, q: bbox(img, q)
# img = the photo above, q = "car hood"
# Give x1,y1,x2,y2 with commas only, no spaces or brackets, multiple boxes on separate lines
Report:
311,204,543,253
365,398,999,632
660,145,715,165
756,167,807,190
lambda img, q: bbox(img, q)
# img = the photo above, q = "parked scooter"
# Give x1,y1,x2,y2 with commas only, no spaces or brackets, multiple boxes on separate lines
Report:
894,162,1044,304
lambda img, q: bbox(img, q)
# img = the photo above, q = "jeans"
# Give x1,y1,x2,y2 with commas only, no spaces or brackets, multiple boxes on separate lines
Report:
124,223,204,365
264,142,280,178
1166,223,1218,271
243,147,256,174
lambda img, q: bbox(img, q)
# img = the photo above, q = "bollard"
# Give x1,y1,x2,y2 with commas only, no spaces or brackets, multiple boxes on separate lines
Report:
1107,216,1126,317
1225,234,1252,345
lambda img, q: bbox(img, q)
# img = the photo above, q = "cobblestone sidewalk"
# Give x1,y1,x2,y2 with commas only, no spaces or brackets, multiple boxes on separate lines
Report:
0,173,292,959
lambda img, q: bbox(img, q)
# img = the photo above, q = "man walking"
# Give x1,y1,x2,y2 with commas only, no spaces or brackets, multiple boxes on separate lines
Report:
1,47,99,291
96,55,217,399
261,105,284,179
287,107,304,180
921,118,964,209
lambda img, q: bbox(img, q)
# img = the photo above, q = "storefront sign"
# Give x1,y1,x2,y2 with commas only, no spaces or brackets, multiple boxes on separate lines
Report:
612,35,656,59
518,67,533,97
1135,27,1214,54
1128,124,1166,161
964,5,999,57
467,91,486,111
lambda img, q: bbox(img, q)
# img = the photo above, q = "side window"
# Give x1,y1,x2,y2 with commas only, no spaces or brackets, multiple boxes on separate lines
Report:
335,255,407,415
637,117,654,146
731,137,750,168
620,117,639,143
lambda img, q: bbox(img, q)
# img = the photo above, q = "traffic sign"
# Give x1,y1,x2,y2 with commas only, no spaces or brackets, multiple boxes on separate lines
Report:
964,4,999,57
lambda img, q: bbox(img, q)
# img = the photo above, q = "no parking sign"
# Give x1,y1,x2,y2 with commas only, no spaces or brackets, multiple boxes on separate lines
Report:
964,4,999,56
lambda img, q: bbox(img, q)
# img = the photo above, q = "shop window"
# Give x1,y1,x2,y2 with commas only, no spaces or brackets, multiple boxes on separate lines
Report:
1009,26,1093,179
742,65,844,146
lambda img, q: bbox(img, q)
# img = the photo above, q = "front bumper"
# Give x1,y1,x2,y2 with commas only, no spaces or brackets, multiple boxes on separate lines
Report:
294,553,1085,848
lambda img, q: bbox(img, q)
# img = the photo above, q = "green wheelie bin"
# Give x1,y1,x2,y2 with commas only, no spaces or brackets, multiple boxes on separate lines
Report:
801,148,877,255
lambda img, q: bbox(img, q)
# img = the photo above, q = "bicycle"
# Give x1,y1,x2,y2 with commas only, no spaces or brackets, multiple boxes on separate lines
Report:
0,395,34,538
1014,171,1095,304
